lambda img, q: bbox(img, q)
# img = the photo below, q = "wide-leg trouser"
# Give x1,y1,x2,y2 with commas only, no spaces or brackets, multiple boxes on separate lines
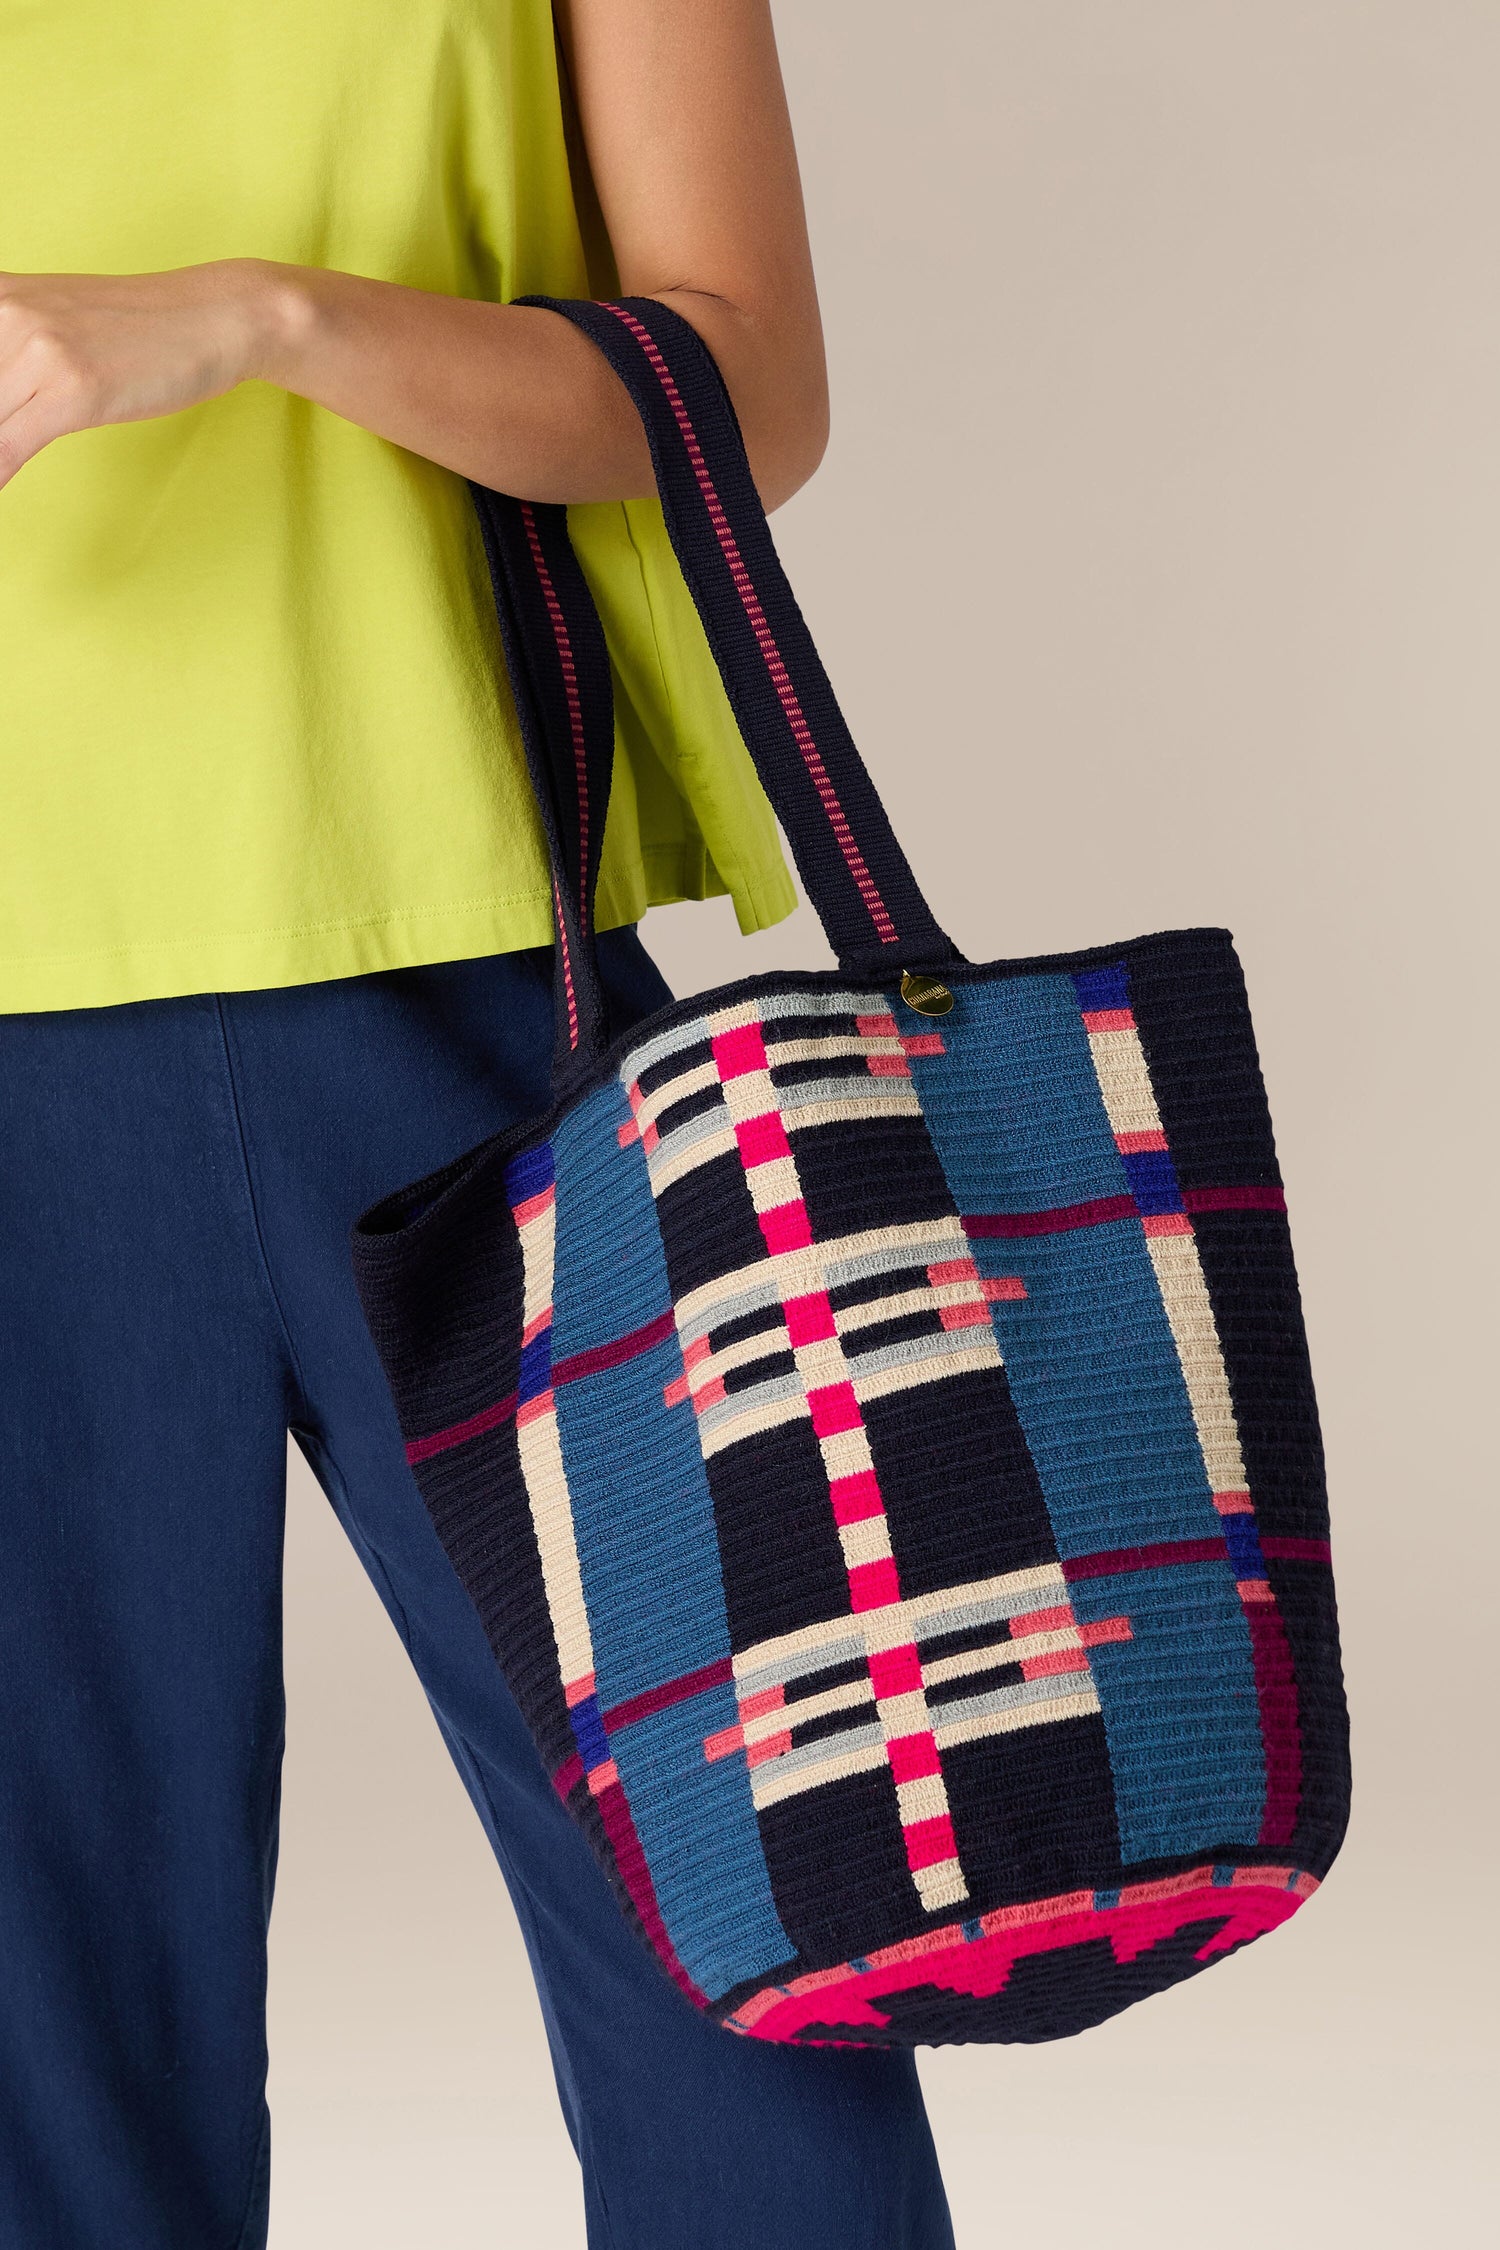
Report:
0,934,954,2250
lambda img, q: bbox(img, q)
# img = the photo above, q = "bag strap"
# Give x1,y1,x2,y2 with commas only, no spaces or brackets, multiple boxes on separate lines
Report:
468,484,617,1078
468,296,962,1088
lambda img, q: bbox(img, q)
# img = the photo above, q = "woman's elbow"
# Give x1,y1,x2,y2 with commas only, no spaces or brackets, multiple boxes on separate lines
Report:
739,320,829,511
756,373,829,513
653,287,828,514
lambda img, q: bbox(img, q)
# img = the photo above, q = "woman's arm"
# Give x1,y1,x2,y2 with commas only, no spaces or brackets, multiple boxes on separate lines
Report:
0,0,826,507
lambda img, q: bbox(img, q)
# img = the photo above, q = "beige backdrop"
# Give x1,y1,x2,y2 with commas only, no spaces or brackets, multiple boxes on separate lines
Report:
267,5,1498,2241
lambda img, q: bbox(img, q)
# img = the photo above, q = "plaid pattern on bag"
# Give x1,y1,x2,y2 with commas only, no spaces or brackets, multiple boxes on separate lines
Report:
353,302,1347,2044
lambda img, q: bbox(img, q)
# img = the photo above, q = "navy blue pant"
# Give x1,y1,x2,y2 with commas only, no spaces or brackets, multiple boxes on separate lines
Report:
0,934,953,2250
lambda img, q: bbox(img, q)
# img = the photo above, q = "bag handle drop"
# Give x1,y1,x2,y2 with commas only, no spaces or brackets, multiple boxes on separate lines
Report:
470,296,962,1088
468,481,618,1079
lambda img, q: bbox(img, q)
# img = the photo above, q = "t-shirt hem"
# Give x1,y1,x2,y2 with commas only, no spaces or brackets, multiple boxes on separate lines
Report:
0,845,795,1015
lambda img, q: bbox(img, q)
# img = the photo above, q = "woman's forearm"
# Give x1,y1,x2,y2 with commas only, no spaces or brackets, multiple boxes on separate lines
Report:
251,265,824,511
250,268,656,502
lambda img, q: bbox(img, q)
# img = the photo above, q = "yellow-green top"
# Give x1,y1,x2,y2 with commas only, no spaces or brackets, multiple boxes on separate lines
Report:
0,0,795,1013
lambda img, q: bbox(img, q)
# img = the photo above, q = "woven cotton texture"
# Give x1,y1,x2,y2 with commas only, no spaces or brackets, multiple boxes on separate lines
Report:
354,930,1347,2045
352,298,1347,2045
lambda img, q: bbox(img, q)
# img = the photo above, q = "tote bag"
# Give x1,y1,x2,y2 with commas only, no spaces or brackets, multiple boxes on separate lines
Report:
352,298,1349,2046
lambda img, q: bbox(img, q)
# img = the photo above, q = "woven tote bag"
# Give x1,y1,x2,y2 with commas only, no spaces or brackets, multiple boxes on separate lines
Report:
352,298,1349,2047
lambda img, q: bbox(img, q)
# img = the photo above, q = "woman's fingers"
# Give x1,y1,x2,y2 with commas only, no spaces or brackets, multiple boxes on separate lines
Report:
0,280,95,478
0,265,268,486
0,389,87,490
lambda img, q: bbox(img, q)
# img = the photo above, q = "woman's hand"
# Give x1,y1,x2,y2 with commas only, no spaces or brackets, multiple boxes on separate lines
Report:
0,262,277,490
0,0,827,509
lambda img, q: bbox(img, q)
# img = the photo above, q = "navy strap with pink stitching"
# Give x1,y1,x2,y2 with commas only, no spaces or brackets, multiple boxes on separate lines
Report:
469,295,961,1084
468,484,616,1078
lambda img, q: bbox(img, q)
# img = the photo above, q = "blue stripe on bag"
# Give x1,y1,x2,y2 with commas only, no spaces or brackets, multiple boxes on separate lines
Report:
608,1694,794,2001
549,1084,791,1994
550,1081,669,1359
904,969,1130,1211
907,970,1265,1862
1067,1565,1266,1860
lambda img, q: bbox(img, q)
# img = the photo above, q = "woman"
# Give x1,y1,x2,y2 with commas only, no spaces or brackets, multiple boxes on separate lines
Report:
0,1,954,2244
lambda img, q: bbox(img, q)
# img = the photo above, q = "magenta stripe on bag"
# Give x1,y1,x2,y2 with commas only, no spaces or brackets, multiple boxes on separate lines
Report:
964,1196,1137,1238
600,1656,737,1734
403,1307,677,1464
964,1183,1286,1239
1182,1184,1287,1214
1061,1534,1331,1583
404,1392,520,1464
1062,1537,1231,1580
550,1307,678,1387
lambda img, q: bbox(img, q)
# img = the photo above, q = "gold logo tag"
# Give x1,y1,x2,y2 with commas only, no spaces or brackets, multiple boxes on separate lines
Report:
899,971,955,1018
